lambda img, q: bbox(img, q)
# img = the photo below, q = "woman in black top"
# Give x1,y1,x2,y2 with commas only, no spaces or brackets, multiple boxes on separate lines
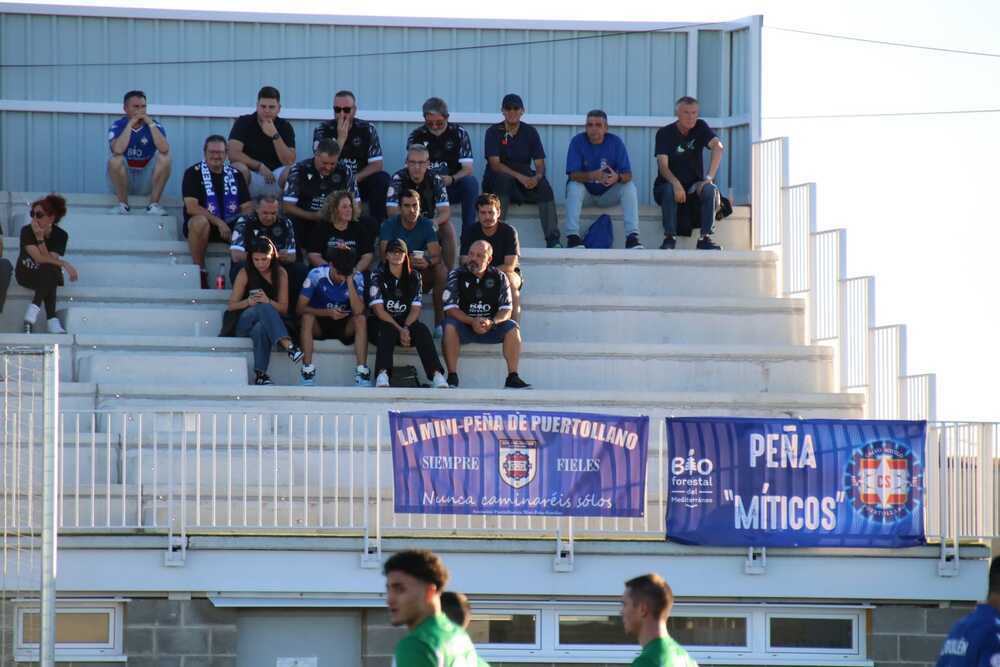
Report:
227,237,303,385
308,191,373,272
16,194,78,333
369,238,447,388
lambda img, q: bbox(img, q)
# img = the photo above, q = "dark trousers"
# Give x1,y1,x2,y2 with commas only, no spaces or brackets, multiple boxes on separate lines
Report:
447,175,480,230
16,264,61,317
484,170,560,244
654,181,719,237
374,319,442,379
0,258,12,313
358,170,391,222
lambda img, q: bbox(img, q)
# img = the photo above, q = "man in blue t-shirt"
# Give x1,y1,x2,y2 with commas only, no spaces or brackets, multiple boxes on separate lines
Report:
935,556,1000,667
653,96,726,250
107,90,172,216
564,109,642,249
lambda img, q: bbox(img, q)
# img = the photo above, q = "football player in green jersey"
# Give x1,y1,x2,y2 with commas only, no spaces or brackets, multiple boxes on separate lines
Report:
440,591,491,667
384,549,483,667
621,574,699,667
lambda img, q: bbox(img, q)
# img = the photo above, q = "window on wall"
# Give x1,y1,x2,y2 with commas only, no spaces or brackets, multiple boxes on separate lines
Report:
468,612,539,648
14,600,125,662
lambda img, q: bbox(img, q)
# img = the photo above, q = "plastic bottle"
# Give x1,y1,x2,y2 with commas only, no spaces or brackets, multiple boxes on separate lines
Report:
215,263,226,289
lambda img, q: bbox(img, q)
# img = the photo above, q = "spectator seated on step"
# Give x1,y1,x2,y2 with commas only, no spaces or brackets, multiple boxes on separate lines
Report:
368,238,449,389
379,188,447,336
182,135,252,288
653,96,725,251
441,240,530,390
297,248,370,388
229,194,307,311
482,93,561,248
460,193,523,322
386,144,454,269
312,90,391,223
283,139,360,259
227,85,296,198
564,109,642,249
106,89,171,216
307,190,374,276
0,237,12,321
228,237,303,386
16,194,78,334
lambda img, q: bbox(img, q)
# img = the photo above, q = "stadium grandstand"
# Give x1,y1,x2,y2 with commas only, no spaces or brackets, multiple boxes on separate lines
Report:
0,5,996,667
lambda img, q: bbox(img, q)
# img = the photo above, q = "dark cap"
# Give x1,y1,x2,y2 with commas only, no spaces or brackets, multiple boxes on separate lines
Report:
501,93,524,110
385,238,409,255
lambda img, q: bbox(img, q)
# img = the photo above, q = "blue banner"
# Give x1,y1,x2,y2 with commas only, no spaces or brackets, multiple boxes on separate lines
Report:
665,418,926,547
389,410,649,517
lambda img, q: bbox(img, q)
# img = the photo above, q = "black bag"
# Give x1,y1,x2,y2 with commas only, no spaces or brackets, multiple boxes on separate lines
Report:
716,195,734,221
389,365,420,388
219,310,240,337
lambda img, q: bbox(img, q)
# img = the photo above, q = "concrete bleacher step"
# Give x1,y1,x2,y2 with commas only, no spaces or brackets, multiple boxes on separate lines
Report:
62,306,222,337
76,351,248,386
56,260,201,288
8,211,179,241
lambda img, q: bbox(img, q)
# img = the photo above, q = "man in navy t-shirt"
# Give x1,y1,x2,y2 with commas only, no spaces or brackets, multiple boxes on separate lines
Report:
564,110,642,249
653,96,726,250
107,90,171,216
935,556,1000,667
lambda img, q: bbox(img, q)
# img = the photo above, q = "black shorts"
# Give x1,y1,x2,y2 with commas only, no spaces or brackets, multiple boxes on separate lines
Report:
182,216,236,241
315,315,355,344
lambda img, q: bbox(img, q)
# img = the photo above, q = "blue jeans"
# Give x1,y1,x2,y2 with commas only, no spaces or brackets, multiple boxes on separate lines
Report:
236,303,290,372
447,175,480,230
654,181,718,237
564,181,639,237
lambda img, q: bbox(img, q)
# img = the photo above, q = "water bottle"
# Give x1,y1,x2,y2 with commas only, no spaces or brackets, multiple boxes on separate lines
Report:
215,263,226,289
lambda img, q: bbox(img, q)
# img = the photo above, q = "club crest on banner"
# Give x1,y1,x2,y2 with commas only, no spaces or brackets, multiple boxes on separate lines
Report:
499,438,538,489
844,440,923,523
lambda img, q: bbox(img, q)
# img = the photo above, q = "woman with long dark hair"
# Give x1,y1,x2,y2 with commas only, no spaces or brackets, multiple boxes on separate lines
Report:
16,194,78,333
369,238,447,388
228,237,303,385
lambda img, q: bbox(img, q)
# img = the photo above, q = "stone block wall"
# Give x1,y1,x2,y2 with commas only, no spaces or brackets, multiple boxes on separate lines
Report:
871,603,974,667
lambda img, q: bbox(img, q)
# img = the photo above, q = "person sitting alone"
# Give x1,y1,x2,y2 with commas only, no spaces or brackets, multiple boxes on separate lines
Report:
369,238,449,389
227,237,303,386
106,90,171,215
16,194,78,334
297,248,370,387
442,240,530,389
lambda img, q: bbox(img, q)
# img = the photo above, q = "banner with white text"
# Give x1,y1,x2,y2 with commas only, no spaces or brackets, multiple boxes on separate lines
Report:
665,417,927,547
389,410,649,516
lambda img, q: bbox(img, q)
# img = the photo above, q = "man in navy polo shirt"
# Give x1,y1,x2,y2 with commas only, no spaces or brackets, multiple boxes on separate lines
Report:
564,110,642,249
482,93,561,248
935,556,1000,667
107,90,171,215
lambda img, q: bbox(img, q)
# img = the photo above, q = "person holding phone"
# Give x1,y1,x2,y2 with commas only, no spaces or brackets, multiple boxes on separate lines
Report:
228,237,303,386
17,194,78,333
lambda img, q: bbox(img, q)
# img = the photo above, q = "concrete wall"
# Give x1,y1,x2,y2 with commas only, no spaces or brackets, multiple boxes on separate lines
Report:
871,603,973,667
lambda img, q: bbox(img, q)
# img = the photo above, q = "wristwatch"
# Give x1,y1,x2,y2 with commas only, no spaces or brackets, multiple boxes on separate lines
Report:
271,132,281,141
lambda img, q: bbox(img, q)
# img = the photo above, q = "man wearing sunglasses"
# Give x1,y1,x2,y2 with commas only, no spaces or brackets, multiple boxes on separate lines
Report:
312,91,391,222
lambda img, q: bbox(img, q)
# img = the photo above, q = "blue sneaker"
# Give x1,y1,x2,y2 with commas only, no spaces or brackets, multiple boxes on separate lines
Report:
300,364,316,386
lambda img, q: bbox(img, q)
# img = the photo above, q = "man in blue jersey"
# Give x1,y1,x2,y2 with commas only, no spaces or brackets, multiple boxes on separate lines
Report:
935,556,1000,667
297,248,370,387
107,90,171,215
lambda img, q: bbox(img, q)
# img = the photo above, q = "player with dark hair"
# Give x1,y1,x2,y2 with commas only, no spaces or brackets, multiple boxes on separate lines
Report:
440,591,491,667
383,550,481,667
935,555,1000,666
621,574,698,667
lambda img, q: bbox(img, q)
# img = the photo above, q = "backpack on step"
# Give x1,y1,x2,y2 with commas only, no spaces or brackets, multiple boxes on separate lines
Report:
583,214,614,249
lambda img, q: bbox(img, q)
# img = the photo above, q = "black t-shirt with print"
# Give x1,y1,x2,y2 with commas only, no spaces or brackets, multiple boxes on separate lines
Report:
654,119,717,189
17,224,68,272
407,124,474,177
308,221,374,260
181,163,251,223
282,158,359,216
312,118,384,175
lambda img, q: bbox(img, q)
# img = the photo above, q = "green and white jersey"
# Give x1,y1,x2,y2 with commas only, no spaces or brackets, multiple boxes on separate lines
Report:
631,636,699,667
393,613,482,667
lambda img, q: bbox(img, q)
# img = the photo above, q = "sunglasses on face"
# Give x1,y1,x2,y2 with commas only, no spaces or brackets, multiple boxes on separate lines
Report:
334,106,354,114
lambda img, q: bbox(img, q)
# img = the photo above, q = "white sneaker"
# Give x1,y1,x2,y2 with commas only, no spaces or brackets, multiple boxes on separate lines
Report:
145,202,168,216
46,318,66,334
433,324,443,340
375,370,390,388
354,365,371,386
431,371,449,389
23,303,40,324
108,202,130,215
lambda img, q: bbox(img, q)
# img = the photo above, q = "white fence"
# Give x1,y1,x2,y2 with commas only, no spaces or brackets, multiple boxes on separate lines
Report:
2,410,996,547
751,137,936,421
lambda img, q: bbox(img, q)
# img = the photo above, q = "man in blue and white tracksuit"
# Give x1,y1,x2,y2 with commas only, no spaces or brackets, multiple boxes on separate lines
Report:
935,556,1000,667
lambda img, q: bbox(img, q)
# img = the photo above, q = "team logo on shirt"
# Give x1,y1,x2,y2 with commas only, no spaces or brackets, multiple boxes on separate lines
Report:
499,438,538,489
484,278,495,289
352,136,362,146
843,440,923,524
369,285,379,298
990,653,1000,667
445,140,454,150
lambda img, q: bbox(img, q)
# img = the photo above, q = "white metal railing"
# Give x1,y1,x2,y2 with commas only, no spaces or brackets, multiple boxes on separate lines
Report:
2,410,996,547
752,137,936,420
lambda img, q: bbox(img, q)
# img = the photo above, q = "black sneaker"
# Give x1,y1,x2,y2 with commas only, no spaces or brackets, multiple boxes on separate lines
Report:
23,321,32,334
447,372,460,388
504,373,532,389
696,236,722,250
660,236,676,250
546,237,563,249
286,344,303,364
254,371,274,386
566,234,583,248
625,233,643,249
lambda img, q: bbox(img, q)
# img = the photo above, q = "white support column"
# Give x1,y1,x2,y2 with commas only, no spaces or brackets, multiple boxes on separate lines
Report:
748,15,764,141
686,29,699,99
40,344,60,667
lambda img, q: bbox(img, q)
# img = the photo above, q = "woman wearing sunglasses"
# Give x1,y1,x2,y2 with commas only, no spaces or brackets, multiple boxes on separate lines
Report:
16,194,78,333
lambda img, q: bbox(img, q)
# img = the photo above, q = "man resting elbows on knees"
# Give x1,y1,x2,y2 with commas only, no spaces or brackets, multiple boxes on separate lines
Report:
107,90,171,215
442,240,530,390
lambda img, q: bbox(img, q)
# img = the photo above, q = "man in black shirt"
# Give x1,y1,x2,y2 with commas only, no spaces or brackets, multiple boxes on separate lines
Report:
228,194,307,310
482,94,561,248
312,90,391,222
387,144,455,268
442,239,530,390
283,139,359,256
653,96,725,250
460,194,523,322
407,97,479,233
181,135,252,288
228,86,297,198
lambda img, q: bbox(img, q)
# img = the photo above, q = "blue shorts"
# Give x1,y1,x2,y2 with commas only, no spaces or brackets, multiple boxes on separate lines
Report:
444,315,517,344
